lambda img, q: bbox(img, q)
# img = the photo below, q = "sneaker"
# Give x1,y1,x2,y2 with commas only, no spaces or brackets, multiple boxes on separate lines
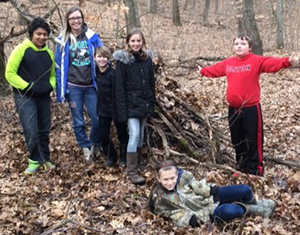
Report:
44,161,56,171
24,159,41,175
82,147,94,164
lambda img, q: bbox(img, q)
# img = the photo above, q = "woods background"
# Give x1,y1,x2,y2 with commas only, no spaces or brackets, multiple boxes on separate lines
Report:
0,0,300,234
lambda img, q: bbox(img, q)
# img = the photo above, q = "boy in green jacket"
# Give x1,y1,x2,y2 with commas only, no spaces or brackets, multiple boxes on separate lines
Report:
5,17,56,174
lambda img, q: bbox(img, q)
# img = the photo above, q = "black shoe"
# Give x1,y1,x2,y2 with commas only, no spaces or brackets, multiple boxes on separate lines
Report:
105,158,118,167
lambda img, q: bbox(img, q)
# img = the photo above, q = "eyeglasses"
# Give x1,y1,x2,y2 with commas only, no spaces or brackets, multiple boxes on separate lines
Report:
68,16,82,22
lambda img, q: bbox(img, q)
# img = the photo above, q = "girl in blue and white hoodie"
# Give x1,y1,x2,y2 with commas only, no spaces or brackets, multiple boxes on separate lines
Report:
55,6,103,163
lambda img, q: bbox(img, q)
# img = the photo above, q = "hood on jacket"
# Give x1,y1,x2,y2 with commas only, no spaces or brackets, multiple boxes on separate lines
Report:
113,49,154,65
55,25,97,45
24,38,48,51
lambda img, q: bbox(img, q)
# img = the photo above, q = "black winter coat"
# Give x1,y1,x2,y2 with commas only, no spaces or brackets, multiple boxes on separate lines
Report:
113,50,155,122
95,64,116,118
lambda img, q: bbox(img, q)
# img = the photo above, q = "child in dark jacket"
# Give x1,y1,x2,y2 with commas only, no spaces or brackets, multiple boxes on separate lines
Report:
149,160,276,227
198,33,299,176
113,28,155,185
5,17,56,174
94,46,129,166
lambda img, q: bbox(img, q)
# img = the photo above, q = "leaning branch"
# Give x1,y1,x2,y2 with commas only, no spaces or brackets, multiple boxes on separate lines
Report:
1,2,59,44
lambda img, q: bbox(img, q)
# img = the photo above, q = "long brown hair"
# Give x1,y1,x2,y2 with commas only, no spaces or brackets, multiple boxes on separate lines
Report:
126,27,148,60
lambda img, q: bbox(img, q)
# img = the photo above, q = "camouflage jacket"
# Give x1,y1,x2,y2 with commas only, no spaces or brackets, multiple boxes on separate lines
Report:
149,169,219,227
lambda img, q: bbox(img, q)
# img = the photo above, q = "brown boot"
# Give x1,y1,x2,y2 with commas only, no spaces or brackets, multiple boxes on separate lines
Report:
126,152,146,185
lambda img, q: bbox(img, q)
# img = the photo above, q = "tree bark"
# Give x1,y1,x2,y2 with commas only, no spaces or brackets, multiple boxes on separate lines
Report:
276,0,284,49
150,0,157,13
237,0,263,55
124,0,141,33
172,0,182,26
203,0,211,23
215,0,219,13
0,42,8,94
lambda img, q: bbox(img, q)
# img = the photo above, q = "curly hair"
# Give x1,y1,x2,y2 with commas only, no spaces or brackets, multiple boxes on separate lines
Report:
28,17,51,40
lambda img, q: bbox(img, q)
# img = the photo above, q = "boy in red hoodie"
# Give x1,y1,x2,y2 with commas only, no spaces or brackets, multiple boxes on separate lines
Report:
198,33,298,176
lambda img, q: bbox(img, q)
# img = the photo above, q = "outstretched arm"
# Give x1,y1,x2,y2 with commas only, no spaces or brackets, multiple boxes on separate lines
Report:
197,60,227,78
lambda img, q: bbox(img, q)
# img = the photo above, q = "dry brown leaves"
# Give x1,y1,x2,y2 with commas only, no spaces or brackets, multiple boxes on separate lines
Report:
1,1,300,234
1,68,300,235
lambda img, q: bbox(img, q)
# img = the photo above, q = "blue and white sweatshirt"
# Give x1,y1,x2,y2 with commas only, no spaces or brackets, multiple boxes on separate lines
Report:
55,26,103,102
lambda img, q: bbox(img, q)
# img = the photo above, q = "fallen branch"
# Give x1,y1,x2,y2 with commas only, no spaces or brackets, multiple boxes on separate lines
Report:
1,2,59,44
265,156,300,169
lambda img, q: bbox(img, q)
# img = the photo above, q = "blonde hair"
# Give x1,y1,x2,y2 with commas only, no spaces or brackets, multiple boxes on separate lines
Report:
60,6,84,49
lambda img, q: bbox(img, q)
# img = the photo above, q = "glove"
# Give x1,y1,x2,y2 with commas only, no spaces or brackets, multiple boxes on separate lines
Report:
189,215,200,228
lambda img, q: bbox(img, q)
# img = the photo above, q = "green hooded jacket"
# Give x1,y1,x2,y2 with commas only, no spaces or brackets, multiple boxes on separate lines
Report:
5,38,56,97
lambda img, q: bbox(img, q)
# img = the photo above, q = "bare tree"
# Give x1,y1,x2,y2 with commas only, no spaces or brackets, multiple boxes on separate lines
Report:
237,0,263,55
203,0,211,23
173,0,182,26
215,0,219,13
124,0,141,33
0,0,58,94
270,0,284,49
150,0,157,13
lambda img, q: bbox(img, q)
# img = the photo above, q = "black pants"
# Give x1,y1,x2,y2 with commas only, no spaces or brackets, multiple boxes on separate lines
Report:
228,104,264,175
14,93,51,163
97,116,128,156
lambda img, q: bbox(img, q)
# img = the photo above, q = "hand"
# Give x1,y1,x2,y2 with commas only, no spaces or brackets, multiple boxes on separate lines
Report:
189,215,200,228
197,65,203,78
289,52,299,66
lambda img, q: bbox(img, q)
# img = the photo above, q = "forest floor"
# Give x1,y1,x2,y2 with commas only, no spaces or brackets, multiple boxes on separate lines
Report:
0,0,300,234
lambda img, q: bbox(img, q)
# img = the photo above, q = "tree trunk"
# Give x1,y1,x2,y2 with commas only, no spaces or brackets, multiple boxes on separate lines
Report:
237,0,263,55
172,0,182,26
0,41,9,95
124,0,141,33
276,0,284,49
215,0,219,13
150,0,157,13
203,0,211,23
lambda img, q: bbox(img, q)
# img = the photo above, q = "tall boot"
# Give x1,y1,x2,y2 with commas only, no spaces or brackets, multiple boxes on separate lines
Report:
127,152,146,185
104,141,118,167
237,199,276,218
119,143,127,166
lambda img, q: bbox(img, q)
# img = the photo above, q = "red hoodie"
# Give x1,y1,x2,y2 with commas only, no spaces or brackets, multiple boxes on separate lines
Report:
201,53,291,108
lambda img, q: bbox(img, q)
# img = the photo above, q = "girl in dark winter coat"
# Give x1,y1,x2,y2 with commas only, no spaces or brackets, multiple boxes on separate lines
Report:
94,46,129,167
149,160,277,227
113,28,155,185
